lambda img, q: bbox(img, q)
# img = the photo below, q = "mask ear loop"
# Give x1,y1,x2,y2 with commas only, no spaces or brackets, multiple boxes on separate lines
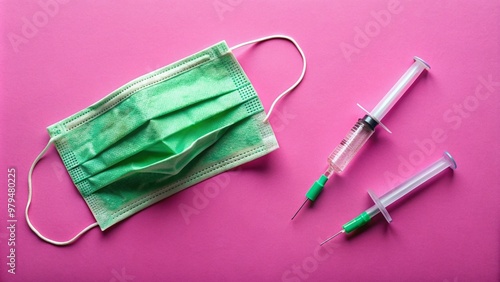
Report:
229,35,307,123
26,139,98,246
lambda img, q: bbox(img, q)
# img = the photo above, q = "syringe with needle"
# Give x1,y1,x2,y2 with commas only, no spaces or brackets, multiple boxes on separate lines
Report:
320,151,457,245
292,57,430,220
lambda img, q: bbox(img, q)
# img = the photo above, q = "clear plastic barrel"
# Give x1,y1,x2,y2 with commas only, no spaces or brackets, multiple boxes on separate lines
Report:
379,152,456,208
327,120,374,174
365,152,457,219
370,57,430,122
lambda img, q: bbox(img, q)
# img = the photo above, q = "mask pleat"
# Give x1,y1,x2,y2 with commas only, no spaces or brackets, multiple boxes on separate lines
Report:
61,59,239,167
89,112,276,227
74,95,261,194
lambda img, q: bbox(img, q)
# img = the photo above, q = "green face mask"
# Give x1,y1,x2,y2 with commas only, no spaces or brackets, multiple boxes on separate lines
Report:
26,35,306,245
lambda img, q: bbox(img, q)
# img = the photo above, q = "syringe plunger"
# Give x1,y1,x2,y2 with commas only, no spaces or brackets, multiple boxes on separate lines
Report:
327,57,430,175
370,57,430,122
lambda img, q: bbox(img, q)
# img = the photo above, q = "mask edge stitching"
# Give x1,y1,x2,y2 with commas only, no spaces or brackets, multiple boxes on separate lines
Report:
89,145,275,228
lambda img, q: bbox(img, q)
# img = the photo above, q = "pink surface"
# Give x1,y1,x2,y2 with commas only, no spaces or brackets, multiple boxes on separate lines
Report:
1,0,499,281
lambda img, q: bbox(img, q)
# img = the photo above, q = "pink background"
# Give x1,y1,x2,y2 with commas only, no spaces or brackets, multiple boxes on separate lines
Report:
1,0,499,281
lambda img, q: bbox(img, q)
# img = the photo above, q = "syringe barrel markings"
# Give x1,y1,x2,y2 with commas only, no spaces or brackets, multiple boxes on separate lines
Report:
327,117,375,174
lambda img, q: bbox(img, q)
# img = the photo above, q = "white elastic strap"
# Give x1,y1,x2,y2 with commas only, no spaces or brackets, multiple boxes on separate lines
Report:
230,35,307,123
26,139,98,246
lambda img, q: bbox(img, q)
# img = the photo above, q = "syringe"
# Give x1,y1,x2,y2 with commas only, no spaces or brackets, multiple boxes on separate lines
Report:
320,151,457,245
291,57,430,220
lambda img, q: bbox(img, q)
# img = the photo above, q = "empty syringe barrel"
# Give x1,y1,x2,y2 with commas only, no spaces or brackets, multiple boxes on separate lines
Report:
371,57,430,121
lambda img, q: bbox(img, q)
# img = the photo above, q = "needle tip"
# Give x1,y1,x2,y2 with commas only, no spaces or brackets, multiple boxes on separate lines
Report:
291,198,309,220
320,230,345,246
